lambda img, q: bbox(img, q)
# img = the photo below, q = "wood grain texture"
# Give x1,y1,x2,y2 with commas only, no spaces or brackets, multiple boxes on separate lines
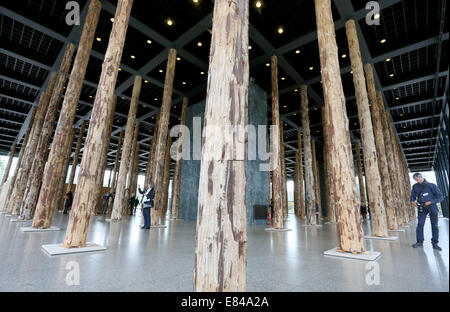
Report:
68,120,86,192
0,143,16,186
193,0,249,292
111,76,142,220
321,107,336,222
354,143,367,210
294,131,305,218
107,129,123,215
311,139,322,220
315,0,365,252
54,129,76,212
346,20,388,236
365,63,398,231
64,0,134,247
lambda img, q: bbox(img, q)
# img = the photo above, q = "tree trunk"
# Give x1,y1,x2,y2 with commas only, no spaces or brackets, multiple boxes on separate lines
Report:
6,72,58,214
107,128,123,215
377,92,408,226
346,19,389,236
296,131,305,219
160,136,172,222
270,55,284,230
171,98,188,219
91,94,117,216
300,85,316,225
354,143,367,211
111,76,142,220
68,120,87,193
32,0,101,227
64,0,134,248
126,122,140,201
321,107,336,222
315,0,365,252
54,129,75,212
311,139,322,221
2,107,35,210
129,142,140,199
145,114,160,186
280,124,288,219
1,143,16,186
151,49,177,226
20,45,75,222
193,0,248,292
364,63,398,231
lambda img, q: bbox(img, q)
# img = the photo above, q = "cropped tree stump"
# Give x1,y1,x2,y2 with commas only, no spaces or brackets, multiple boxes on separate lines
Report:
170,98,188,219
270,56,284,230
365,63,398,231
68,120,87,193
300,85,316,225
193,0,248,292
346,19,388,236
315,0,365,252
64,0,134,248
111,76,142,220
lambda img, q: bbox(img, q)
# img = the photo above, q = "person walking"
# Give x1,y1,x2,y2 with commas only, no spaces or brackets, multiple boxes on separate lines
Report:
410,173,444,251
138,182,155,229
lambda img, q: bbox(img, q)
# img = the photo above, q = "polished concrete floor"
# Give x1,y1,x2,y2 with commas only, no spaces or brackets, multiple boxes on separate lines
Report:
0,209,448,292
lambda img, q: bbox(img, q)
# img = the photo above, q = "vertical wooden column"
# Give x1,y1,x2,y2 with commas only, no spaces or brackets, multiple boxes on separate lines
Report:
64,0,134,248
54,129,76,212
150,49,176,226
354,143,367,211
364,64,398,231
171,98,188,219
315,0,365,252
145,114,160,186
15,44,75,219
107,129,123,215
300,85,316,225
270,55,284,229
68,120,86,193
33,0,101,226
91,94,117,215
279,123,288,219
7,72,58,214
111,76,142,220
311,139,322,221
1,143,16,186
378,92,408,226
129,143,140,199
126,122,140,201
346,19,389,236
193,0,248,292
296,131,305,219
160,136,172,221
2,108,35,210
293,152,300,217
321,107,336,223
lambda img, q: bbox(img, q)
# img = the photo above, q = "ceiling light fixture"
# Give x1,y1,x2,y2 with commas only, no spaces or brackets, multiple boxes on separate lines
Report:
177,57,181,61
130,55,135,59
255,1,262,8
374,13,380,19
277,26,284,34
144,80,148,83
295,50,300,54
389,73,394,77
197,42,203,47
167,19,174,26
342,54,347,58
96,37,101,42
266,63,270,67
380,38,387,43
110,18,114,22
281,77,286,80
200,71,205,75
386,58,391,62
182,82,187,85
147,39,152,44
309,66,314,70
159,69,163,73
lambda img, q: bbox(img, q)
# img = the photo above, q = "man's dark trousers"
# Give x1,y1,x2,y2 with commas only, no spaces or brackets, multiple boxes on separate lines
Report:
416,205,439,244
143,207,151,228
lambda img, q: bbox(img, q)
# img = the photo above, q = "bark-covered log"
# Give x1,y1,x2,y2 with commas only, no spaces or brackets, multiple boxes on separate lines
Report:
129,142,140,199
64,0,134,248
127,122,140,200
311,139,322,220
1,143,16,186
296,131,305,219
300,85,316,225
321,107,336,222
18,45,75,221
2,106,35,210
280,123,288,219
354,143,367,210
54,129,75,212
32,0,101,226
91,94,117,216
150,49,177,226
193,0,248,292
315,0,365,252
160,136,172,221
170,98,188,219
6,72,58,214
365,63,398,231
111,76,142,220
346,19,388,236
107,129,123,215
68,120,86,193
145,114,160,186
270,56,284,229
377,92,408,226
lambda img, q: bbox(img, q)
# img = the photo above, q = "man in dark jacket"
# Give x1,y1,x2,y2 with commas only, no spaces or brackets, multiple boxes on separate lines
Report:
138,182,155,229
410,173,444,250
63,191,73,214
